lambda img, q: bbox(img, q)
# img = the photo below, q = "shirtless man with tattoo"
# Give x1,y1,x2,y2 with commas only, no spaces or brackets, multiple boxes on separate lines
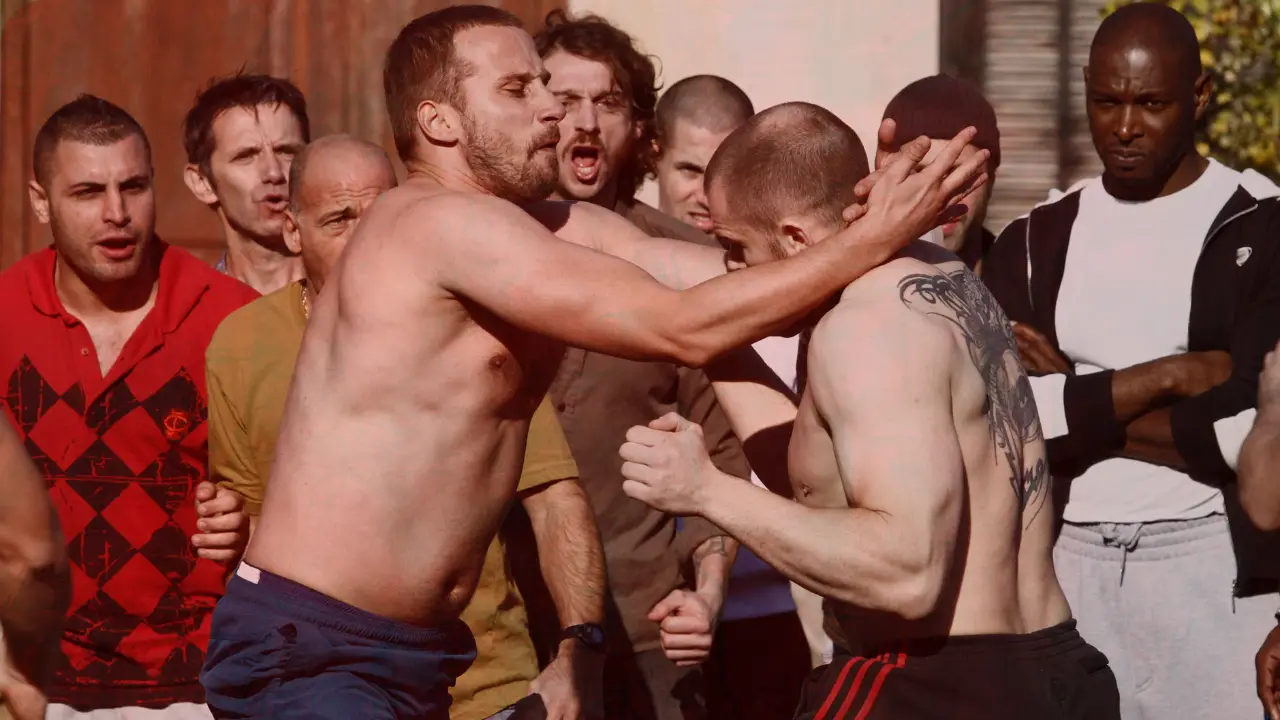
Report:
619,103,1122,718
196,8,988,719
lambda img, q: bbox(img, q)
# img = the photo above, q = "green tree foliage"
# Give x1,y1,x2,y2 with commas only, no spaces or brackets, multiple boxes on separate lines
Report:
1103,0,1280,180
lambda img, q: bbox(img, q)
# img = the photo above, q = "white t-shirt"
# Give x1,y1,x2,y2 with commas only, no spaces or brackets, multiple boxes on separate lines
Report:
1048,160,1240,523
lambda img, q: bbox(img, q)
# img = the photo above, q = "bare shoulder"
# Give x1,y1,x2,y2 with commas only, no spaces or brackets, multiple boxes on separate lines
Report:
524,199,633,251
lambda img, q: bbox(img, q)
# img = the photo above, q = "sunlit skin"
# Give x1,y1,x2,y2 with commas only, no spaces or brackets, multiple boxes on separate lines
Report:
284,141,397,293
1085,41,1210,201
655,120,733,233
406,27,564,202
877,140,992,253
545,50,640,207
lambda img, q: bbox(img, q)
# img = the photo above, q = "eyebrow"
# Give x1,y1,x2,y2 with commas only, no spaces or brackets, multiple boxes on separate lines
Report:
498,71,543,86
317,204,356,225
674,160,706,173
67,173,150,192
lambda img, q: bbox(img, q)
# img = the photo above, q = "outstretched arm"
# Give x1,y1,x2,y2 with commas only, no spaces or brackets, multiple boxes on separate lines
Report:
0,416,69,715
621,305,965,618
433,131,987,368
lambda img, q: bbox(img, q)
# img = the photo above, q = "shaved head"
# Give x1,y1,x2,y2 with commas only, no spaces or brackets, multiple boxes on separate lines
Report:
1091,2,1201,85
706,102,867,232
656,75,754,141
1086,2,1209,199
289,134,395,213
284,134,397,291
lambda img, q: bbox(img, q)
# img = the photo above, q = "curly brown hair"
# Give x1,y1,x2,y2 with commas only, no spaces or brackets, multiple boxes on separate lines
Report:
534,10,660,201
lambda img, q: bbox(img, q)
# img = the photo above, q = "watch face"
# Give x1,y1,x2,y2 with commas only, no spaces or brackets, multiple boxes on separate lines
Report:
567,624,605,648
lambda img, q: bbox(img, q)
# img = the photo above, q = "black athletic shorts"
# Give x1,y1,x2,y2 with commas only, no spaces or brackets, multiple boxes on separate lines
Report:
793,620,1120,719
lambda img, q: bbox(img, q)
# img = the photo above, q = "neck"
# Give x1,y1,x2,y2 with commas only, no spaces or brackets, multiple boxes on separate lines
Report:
54,249,159,319
1105,150,1210,202
222,232,304,294
404,157,493,196
554,179,619,211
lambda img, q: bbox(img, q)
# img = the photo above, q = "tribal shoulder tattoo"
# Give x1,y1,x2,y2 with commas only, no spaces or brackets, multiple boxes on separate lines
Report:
897,267,1050,515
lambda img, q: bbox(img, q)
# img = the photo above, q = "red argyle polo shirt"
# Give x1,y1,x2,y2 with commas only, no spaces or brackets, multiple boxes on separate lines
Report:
0,244,257,710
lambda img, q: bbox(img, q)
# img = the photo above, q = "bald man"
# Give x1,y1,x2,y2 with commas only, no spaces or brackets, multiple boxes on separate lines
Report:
653,75,755,234
620,101,1119,719
198,134,608,720
981,4,1280,717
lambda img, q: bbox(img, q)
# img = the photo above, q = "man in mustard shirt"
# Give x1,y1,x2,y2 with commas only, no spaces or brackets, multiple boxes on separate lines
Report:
193,135,607,719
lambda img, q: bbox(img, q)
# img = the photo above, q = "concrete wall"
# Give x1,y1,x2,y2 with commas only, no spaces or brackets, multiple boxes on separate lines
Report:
565,0,941,206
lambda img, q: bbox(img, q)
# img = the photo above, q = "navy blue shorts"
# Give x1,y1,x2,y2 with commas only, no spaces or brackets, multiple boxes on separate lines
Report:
200,563,477,719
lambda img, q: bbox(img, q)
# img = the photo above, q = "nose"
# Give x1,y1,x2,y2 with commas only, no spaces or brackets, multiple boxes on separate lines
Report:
102,186,129,226
536,85,566,127
693,182,709,210
1116,105,1143,144
569,100,598,135
262,150,288,185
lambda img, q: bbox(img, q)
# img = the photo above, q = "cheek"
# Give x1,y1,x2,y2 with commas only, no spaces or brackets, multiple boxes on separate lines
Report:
601,117,634,160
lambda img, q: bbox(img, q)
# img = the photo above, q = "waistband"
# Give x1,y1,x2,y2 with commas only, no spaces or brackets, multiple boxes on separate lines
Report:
856,619,1085,661
229,563,472,649
1059,513,1227,551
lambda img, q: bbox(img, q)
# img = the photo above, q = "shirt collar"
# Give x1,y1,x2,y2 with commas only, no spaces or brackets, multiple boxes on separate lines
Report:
26,240,211,333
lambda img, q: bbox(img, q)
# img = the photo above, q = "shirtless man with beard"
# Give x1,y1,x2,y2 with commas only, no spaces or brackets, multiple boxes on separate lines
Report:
618,104,1121,718
197,7,987,719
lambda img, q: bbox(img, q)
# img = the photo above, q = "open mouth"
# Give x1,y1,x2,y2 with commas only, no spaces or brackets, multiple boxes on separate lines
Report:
570,146,601,184
97,236,137,261
686,212,714,233
262,194,289,213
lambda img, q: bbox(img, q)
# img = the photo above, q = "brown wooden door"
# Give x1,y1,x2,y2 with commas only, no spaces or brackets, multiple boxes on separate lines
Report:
0,0,564,269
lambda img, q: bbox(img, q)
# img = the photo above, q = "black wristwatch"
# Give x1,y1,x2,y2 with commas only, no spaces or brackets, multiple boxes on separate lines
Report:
559,623,606,654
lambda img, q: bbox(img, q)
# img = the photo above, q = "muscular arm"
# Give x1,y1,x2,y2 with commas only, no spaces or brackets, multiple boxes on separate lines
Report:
520,480,606,629
698,304,964,617
0,417,69,689
435,195,911,368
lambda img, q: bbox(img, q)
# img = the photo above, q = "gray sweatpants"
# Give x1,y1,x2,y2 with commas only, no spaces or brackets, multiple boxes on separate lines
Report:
1054,514,1276,719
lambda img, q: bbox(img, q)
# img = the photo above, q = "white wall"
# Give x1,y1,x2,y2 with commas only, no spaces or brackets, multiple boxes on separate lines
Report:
566,0,941,206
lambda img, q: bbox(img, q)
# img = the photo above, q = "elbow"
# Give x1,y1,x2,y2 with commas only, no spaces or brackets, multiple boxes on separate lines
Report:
886,568,946,621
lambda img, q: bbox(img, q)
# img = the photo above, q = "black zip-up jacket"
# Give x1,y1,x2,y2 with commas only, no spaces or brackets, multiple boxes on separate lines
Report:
981,174,1280,597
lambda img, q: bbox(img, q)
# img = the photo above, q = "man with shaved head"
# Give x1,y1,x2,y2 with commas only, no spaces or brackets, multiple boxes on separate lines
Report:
653,75,755,233
982,3,1280,716
619,101,1119,719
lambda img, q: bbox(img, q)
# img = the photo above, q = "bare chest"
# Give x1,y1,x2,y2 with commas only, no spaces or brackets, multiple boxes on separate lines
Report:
787,392,849,509
80,311,150,376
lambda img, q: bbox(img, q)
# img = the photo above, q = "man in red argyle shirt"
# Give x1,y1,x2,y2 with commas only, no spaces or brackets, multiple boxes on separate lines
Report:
0,95,258,718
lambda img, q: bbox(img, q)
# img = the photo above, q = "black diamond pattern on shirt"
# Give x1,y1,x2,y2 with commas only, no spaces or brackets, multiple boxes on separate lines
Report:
3,355,215,697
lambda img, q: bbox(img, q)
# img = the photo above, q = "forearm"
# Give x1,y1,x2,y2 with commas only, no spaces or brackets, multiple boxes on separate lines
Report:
662,232,899,367
1118,408,1191,470
691,535,737,613
1239,414,1280,531
524,481,606,627
699,471,940,619
1111,359,1180,422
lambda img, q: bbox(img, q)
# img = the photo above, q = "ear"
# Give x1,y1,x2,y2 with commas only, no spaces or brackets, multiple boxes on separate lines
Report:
183,164,219,206
418,99,462,145
1193,71,1213,122
283,210,303,255
651,137,663,161
27,180,51,225
777,217,817,255
633,119,644,141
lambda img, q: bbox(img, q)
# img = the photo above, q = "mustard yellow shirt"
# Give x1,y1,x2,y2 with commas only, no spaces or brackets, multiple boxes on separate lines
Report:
206,281,579,718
